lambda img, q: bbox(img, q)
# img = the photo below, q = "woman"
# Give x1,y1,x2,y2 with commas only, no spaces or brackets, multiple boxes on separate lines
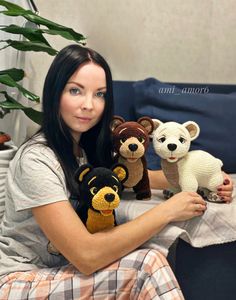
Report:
0,44,231,299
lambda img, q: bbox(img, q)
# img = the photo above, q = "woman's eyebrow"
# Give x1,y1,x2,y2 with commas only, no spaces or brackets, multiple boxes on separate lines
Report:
67,81,84,88
66,82,106,91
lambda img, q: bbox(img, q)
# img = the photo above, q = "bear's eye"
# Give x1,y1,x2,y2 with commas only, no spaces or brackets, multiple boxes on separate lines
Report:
90,187,98,195
120,138,126,144
138,137,145,143
113,185,118,192
158,137,166,143
179,137,186,144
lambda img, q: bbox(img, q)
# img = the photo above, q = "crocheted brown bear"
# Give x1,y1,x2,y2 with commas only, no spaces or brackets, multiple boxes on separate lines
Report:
111,116,154,200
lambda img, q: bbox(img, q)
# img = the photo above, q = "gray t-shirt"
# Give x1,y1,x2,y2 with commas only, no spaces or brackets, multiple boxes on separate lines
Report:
0,136,80,276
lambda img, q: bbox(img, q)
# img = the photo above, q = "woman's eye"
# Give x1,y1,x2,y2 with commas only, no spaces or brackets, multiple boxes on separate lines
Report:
113,185,118,193
158,137,166,143
179,137,186,144
138,137,145,143
120,138,126,144
90,187,98,195
69,88,80,95
96,91,106,98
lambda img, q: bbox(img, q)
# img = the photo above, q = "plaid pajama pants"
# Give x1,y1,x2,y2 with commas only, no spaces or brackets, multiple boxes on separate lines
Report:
0,249,184,300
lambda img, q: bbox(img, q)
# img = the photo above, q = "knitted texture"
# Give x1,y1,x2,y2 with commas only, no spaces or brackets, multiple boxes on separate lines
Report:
152,120,224,193
111,116,154,200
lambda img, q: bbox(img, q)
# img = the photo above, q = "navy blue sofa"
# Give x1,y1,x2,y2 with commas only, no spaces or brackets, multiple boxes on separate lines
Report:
113,79,236,300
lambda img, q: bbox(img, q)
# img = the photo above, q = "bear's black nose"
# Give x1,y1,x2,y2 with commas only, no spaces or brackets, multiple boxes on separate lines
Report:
167,143,177,151
128,143,138,152
105,193,115,202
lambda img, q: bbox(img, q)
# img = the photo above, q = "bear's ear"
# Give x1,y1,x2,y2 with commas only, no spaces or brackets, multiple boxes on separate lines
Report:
137,117,154,134
111,164,128,183
149,119,163,138
152,119,163,130
110,116,125,132
75,164,93,183
183,121,200,141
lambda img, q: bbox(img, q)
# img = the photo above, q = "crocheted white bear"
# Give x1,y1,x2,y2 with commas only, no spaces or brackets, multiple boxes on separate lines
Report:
152,119,224,197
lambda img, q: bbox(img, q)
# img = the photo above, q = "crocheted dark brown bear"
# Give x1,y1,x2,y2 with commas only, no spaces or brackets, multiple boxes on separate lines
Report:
75,164,128,233
111,116,154,200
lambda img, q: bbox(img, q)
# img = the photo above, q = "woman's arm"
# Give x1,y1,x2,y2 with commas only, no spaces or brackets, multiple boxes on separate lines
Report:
32,191,206,275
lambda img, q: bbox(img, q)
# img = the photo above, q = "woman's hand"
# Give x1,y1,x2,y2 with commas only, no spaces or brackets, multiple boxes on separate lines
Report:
217,172,234,203
161,191,207,222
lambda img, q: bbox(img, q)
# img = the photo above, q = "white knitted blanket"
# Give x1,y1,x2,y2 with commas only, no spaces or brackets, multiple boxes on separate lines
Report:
116,174,236,256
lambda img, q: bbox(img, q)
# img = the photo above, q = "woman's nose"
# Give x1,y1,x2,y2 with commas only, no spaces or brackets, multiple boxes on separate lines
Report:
81,94,93,110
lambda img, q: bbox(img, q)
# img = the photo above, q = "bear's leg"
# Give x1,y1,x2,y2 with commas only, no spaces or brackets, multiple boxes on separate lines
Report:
179,175,198,192
163,186,180,199
133,168,151,200
133,181,151,200
206,172,224,192
198,187,224,203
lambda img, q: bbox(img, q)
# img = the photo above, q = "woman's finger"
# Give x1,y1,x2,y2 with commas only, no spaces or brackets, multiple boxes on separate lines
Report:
221,196,233,203
193,203,207,211
218,191,233,197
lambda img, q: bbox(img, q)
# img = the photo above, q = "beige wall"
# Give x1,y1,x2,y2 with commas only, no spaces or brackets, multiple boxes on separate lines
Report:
32,0,236,97
1,0,236,143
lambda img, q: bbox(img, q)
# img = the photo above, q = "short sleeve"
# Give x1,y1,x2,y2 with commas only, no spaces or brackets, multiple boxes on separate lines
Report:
6,144,69,211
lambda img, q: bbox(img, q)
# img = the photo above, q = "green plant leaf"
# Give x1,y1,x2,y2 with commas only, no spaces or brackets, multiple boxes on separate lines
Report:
0,39,57,55
42,29,86,44
0,0,26,12
0,91,42,124
0,68,24,81
0,74,40,102
0,91,25,109
24,15,87,43
23,107,42,125
0,0,86,44
1,25,51,46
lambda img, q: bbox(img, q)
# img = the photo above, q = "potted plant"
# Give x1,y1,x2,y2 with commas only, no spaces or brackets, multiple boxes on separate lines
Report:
0,131,17,164
0,0,86,219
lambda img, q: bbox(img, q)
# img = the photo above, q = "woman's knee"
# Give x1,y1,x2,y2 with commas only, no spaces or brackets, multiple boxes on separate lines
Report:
117,248,168,274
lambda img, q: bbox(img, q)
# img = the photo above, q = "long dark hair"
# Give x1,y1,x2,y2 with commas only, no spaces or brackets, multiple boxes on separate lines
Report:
39,44,114,195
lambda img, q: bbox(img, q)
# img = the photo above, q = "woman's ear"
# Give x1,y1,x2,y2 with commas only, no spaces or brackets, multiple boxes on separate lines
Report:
110,116,125,132
75,164,93,183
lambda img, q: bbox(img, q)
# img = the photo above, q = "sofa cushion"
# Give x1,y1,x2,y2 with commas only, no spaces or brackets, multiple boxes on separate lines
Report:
133,78,236,173
175,239,236,300
113,81,136,121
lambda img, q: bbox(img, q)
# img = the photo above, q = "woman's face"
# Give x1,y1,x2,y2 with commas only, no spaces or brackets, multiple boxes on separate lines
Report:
60,62,106,142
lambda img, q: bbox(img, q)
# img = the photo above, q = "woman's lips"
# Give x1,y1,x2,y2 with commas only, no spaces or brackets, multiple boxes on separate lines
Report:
75,116,92,122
